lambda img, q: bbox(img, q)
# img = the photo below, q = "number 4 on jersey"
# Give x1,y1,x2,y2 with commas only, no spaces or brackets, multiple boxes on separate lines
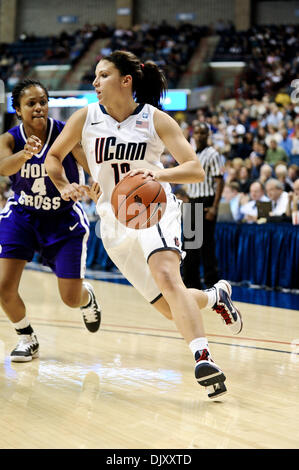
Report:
31,177,47,196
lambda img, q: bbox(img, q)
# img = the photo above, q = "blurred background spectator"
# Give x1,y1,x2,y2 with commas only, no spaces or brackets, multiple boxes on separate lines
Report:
265,178,289,217
240,181,269,223
220,182,243,222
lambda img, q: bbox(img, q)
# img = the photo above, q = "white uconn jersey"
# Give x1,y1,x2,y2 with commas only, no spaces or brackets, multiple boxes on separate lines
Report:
81,102,184,303
81,102,171,208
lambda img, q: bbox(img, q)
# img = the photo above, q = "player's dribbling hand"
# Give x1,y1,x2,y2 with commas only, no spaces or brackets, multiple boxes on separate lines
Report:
23,135,43,160
128,168,157,180
60,183,86,202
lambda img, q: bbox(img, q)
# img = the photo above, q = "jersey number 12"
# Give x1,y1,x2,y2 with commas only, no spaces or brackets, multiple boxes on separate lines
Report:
111,163,130,185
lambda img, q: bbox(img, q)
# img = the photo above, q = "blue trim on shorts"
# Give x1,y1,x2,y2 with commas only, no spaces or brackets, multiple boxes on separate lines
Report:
146,247,182,264
156,223,167,247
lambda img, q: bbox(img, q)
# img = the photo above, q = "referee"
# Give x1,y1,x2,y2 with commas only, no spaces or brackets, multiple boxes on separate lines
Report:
182,122,224,289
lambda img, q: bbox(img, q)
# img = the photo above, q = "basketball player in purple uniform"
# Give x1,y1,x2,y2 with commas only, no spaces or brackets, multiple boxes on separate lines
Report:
0,79,101,362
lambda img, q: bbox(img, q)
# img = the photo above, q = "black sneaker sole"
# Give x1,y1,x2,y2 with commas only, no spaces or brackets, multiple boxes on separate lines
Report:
195,362,226,387
11,350,39,363
84,319,101,333
207,382,227,399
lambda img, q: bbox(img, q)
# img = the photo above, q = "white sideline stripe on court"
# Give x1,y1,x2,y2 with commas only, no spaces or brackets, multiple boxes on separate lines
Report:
73,201,90,278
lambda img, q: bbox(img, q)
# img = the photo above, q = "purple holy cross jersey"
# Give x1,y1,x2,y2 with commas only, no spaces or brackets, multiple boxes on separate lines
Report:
0,118,89,279
8,117,84,214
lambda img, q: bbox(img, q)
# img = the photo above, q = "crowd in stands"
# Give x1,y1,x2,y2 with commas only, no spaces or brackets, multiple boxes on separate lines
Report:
169,92,299,225
214,23,299,100
1,21,299,226
79,21,210,89
0,23,112,91
0,20,209,92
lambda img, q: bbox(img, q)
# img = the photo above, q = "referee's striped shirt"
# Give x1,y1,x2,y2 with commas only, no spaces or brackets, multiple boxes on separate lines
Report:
187,146,223,198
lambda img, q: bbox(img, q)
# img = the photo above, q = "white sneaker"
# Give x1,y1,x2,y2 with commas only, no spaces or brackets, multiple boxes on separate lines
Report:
80,282,101,333
211,280,243,335
10,334,39,362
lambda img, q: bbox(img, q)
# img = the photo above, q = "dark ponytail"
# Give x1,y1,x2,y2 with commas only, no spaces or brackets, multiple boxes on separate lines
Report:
101,50,167,108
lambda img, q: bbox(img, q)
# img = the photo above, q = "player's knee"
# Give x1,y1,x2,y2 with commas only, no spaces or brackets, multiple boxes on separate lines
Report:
0,282,16,304
60,291,81,308
154,267,178,293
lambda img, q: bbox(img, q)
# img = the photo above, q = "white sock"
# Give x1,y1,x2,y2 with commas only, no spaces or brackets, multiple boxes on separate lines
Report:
189,337,209,357
12,316,30,330
204,287,217,308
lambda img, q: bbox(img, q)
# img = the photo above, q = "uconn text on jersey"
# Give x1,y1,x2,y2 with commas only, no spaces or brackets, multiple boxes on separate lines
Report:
95,137,147,163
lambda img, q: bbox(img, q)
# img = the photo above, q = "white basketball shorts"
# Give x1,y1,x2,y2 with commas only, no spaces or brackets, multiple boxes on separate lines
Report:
97,193,185,303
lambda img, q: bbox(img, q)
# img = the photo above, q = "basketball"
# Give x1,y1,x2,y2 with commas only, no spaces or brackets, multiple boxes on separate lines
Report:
111,173,167,229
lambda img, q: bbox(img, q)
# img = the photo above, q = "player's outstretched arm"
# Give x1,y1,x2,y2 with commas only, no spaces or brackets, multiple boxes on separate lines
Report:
71,142,91,175
45,107,87,201
152,109,205,184
0,133,42,176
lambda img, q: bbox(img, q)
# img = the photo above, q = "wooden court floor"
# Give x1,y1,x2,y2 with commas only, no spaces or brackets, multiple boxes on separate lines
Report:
0,269,298,449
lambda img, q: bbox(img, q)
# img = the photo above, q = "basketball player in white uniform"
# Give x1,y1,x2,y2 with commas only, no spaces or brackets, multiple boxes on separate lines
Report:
46,51,242,399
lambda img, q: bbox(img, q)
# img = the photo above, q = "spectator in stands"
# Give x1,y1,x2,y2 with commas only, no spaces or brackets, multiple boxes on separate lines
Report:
237,165,252,193
279,128,293,157
287,164,299,187
265,178,289,216
227,117,246,143
274,163,293,192
221,182,242,221
265,125,283,147
228,131,243,160
256,125,267,142
265,139,288,165
289,116,299,137
258,163,273,185
240,181,270,223
224,165,238,184
250,147,265,180
236,134,253,160
266,103,284,128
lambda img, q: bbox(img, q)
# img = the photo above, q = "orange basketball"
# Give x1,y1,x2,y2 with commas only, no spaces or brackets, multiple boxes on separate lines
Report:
111,173,167,229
